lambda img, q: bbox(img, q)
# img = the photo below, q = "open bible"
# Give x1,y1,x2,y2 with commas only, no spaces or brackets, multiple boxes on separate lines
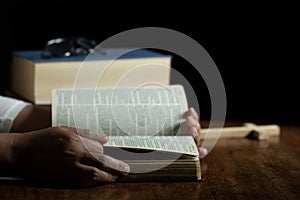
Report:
52,85,201,182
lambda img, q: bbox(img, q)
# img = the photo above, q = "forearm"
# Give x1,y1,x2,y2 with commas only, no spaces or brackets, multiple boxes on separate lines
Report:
10,105,51,132
0,133,20,176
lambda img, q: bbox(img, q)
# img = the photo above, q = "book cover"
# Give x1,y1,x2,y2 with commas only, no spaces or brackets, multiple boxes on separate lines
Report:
10,48,172,105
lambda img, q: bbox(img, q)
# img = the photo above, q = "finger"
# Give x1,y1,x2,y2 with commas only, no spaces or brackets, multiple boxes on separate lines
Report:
67,126,109,144
197,121,201,139
77,163,118,185
81,152,130,175
183,107,199,121
180,116,201,145
187,126,197,138
185,116,198,128
187,126,201,147
184,109,202,139
79,135,104,154
198,147,208,158
177,117,198,136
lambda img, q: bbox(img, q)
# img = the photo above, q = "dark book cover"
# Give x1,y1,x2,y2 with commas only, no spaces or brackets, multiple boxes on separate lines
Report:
13,48,172,63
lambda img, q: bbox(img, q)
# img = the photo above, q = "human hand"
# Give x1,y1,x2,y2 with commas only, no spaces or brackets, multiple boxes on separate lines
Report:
12,126,130,187
181,107,207,157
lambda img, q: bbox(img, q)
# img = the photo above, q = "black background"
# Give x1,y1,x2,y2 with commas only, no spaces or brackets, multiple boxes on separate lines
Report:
1,1,298,123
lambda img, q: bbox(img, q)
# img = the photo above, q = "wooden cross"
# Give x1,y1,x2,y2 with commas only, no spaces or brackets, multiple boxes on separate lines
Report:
200,123,280,140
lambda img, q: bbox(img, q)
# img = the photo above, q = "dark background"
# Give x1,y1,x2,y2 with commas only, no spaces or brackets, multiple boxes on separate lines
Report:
1,1,298,123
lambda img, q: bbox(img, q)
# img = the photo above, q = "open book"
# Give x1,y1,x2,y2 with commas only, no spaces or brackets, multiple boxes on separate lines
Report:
52,85,201,182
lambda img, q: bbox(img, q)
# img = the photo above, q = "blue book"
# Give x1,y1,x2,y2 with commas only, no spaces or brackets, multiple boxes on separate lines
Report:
11,48,172,104
13,48,171,62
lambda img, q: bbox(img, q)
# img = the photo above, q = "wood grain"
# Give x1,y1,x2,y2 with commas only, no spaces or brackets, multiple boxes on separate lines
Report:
1,123,299,200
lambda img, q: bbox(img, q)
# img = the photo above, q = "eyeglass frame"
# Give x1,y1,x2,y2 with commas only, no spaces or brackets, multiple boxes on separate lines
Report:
40,37,98,58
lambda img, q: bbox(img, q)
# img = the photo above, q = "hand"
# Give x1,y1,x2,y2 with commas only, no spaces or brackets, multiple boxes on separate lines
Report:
12,126,130,187
181,107,207,157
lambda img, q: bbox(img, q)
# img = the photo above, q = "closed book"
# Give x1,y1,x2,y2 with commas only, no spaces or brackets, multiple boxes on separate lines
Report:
10,48,172,105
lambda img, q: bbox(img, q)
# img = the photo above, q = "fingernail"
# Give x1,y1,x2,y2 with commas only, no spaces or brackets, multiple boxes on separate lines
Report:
122,164,130,173
111,175,118,182
192,127,197,137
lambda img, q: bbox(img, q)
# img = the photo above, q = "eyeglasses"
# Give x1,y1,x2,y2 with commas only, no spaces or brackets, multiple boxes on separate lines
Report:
41,37,99,58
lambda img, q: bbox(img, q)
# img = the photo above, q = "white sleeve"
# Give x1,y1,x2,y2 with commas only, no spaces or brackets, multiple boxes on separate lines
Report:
0,95,31,133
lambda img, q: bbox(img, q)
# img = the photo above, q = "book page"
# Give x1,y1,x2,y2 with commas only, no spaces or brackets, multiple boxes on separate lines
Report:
104,136,199,156
52,85,188,136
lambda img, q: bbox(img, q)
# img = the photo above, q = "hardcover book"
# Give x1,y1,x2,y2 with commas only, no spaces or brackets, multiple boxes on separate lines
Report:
10,48,172,105
52,84,201,182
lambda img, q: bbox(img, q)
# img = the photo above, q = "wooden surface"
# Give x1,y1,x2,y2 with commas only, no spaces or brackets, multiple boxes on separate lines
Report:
1,122,300,200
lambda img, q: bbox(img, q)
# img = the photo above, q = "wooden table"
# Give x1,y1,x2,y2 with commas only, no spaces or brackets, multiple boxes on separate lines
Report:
1,122,299,200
